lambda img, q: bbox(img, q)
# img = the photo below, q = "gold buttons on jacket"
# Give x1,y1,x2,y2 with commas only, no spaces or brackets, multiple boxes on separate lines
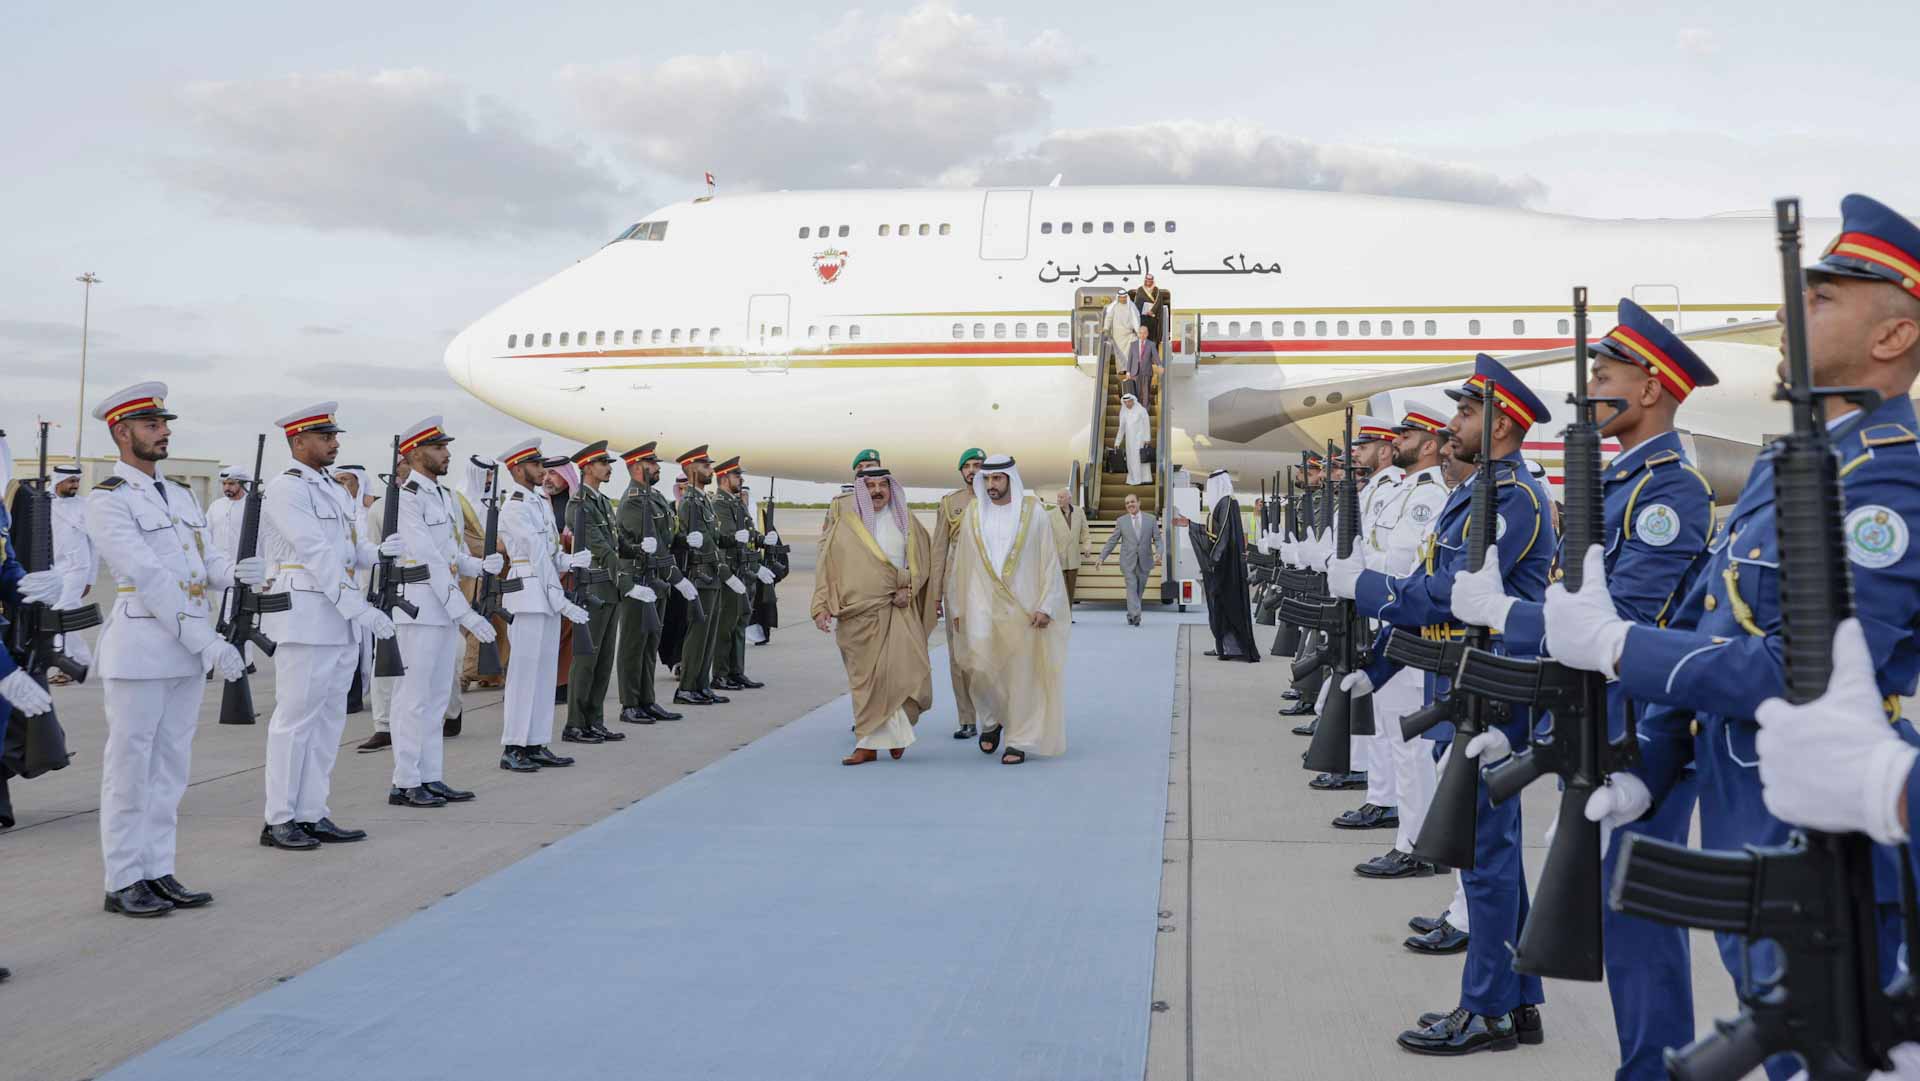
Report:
1704,594,1717,611
1749,547,1762,559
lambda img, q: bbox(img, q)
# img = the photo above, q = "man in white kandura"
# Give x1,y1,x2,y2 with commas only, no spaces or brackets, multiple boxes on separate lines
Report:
85,382,262,914
258,402,400,851
495,437,591,773
49,464,98,679
1114,392,1152,486
387,416,501,808
946,455,1070,765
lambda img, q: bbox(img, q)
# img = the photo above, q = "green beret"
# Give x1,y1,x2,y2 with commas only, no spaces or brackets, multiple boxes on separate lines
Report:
956,447,985,471
851,448,881,470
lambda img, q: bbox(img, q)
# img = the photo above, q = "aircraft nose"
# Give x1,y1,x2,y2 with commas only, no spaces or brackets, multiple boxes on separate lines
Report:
444,326,473,391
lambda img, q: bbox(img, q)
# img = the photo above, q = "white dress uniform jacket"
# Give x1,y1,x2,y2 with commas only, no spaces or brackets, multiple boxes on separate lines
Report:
260,462,379,646
397,477,482,626
1370,465,1449,578
500,481,569,615
86,464,235,677
1357,465,1406,574
206,494,244,564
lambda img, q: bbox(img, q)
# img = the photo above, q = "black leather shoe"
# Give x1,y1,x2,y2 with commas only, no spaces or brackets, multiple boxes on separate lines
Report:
500,746,540,772
525,745,574,767
424,781,475,802
953,725,977,740
301,818,368,843
1509,1005,1544,1045
356,731,391,754
1398,1007,1518,1055
1408,912,1447,934
561,726,605,744
733,676,764,689
1404,920,1470,955
104,881,173,918
1289,718,1318,737
702,690,731,704
1308,771,1365,791
1278,701,1316,717
1281,688,1301,701
644,703,683,721
713,676,745,690
260,821,319,850
389,785,447,808
1332,803,1399,830
587,723,625,741
145,874,212,908
672,690,709,706
443,714,463,738
619,707,657,725
1356,850,1437,879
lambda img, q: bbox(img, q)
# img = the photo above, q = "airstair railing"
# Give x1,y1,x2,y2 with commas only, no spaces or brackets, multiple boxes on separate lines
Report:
1157,310,1185,602
1084,318,1111,523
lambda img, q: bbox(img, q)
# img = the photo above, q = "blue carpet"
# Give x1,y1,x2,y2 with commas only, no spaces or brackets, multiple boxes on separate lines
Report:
104,608,1184,1081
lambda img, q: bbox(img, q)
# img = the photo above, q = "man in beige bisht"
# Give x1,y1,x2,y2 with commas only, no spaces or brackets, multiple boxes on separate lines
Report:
1047,489,1088,600
948,455,1070,765
811,467,936,766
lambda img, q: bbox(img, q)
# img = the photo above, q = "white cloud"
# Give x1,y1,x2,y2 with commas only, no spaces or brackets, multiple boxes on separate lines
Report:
1677,27,1719,56
160,69,627,238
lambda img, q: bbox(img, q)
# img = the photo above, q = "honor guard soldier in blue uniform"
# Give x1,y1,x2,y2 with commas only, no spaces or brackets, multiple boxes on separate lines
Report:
1453,300,1718,1081
1545,194,1920,1079
1325,354,1558,1055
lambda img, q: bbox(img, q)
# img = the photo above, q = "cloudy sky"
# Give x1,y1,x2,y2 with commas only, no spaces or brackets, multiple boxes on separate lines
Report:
6,0,1918,492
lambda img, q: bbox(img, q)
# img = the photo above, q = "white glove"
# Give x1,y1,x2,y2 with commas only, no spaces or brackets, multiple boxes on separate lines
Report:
1279,538,1301,567
687,530,705,549
641,536,658,555
1756,618,1916,845
201,640,245,682
481,553,504,575
1297,532,1327,570
725,575,747,595
458,610,498,644
1449,552,1513,633
674,577,699,601
0,669,53,716
19,570,62,605
755,566,776,585
1326,548,1365,600
1543,546,1629,678
734,529,749,544
566,549,594,570
1465,728,1513,765
1584,772,1653,828
764,531,779,546
352,607,396,640
61,633,93,668
626,584,658,603
561,602,590,624
378,533,405,558
1338,670,1373,697
232,556,267,588
1869,1043,1920,1081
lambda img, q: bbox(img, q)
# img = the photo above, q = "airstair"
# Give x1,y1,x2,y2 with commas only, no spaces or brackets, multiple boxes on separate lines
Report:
1071,289,1173,604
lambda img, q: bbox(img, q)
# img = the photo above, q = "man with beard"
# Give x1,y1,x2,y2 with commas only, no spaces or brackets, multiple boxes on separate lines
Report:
1182,470,1258,661
673,446,729,706
812,468,935,765
561,441,626,745
946,455,1070,765
496,438,591,773
47,465,97,682
615,443,688,723
928,448,983,740
710,456,767,692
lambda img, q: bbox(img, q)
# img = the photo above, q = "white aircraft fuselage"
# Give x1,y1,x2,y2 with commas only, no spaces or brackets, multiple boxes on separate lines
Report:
444,186,1799,487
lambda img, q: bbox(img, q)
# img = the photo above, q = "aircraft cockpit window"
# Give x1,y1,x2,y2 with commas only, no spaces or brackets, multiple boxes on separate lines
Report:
838,225,850,238
1165,221,1177,233
952,323,965,339
508,334,518,348
918,224,929,236
939,223,951,235
799,227,811,238
1143,221,1155,234
1468,319,1482,335
973,323,985,338
1512,319,1525,334
879,225,891,236
1123,221,1135,234
1040,222,1052,235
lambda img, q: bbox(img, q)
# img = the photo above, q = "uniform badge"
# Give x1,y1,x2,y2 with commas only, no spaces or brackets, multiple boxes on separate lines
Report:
1410,503,1433,524
1496,514,1508,542
1845,504,1908,569
1634,503,1680,547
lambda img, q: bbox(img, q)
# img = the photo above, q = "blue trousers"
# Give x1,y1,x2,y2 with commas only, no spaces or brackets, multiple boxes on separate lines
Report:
1459,771,1545,1015
1604,770,1698,1081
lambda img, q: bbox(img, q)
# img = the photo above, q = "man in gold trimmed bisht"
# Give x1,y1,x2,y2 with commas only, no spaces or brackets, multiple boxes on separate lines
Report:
947,455,1070,765
811,467,936,766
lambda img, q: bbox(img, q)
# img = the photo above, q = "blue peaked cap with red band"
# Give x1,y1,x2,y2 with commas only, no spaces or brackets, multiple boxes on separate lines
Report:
1444,354,1551,429
1590,298,1718,402
1807,193,1920,301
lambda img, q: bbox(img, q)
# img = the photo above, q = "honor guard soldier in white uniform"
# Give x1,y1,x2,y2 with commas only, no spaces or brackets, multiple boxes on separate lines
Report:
496,438,590,773
258,403,400,851
85,382,263,915
389,417,500,807
1331,415,1405,831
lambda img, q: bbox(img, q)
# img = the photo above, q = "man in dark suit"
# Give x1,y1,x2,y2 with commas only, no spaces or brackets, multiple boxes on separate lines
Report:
1132,274,1170,343
1124,326,1159,409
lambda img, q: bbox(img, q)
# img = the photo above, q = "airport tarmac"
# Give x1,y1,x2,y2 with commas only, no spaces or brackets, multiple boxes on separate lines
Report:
4,567,1744,1081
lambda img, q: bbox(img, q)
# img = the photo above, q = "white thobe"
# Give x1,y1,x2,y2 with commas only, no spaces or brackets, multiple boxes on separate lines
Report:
1114,404,1152,485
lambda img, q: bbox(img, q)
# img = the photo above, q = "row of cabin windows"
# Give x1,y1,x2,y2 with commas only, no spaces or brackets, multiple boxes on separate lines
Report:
948,321,1072,340
804,325,862,341
508,328,723,349
1040,220,1176,236
797,223,952,239
1197,316,1680,338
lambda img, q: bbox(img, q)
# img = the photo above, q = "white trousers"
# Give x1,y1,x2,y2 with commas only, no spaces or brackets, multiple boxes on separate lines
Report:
264,642,358,825
100,675,204,892
391,623,460,788
371,671,396,734
501,612,559,747
1377,668,1434,852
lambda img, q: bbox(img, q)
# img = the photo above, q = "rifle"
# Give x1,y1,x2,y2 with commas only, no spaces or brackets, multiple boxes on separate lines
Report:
217,434,292,725
567,486,599,657
1610,197,1919,1080
760,477,792,585
1,422,97,776
1304,411,1377,772
1403,377,1503,872
368,436,423,678
1268,463,1305,656
472,462,518,678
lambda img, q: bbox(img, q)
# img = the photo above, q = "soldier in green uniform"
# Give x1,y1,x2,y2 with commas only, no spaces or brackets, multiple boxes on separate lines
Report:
673,445,730,706
561,441,626,744
710,456,768,691
613,442,685,723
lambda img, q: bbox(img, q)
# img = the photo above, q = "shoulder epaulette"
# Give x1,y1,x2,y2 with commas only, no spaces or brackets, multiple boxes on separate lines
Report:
284,468,302,477
1861,423,1918,448
1413,474,1437,486
510,492,524,501
94,476,126,491
404,479,421,493
1644,449,1683,467
166,477,189,489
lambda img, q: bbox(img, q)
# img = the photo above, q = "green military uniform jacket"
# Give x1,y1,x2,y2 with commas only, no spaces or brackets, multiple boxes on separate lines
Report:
571,483,620,606
616,480,682,586
679,485,720,582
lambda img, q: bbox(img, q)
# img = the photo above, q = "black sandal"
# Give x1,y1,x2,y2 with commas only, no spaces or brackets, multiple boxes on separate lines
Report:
1000,748,1027,765
978,726,1002,755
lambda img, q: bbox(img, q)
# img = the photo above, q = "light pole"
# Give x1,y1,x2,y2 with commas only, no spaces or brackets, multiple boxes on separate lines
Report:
75,272,100,463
